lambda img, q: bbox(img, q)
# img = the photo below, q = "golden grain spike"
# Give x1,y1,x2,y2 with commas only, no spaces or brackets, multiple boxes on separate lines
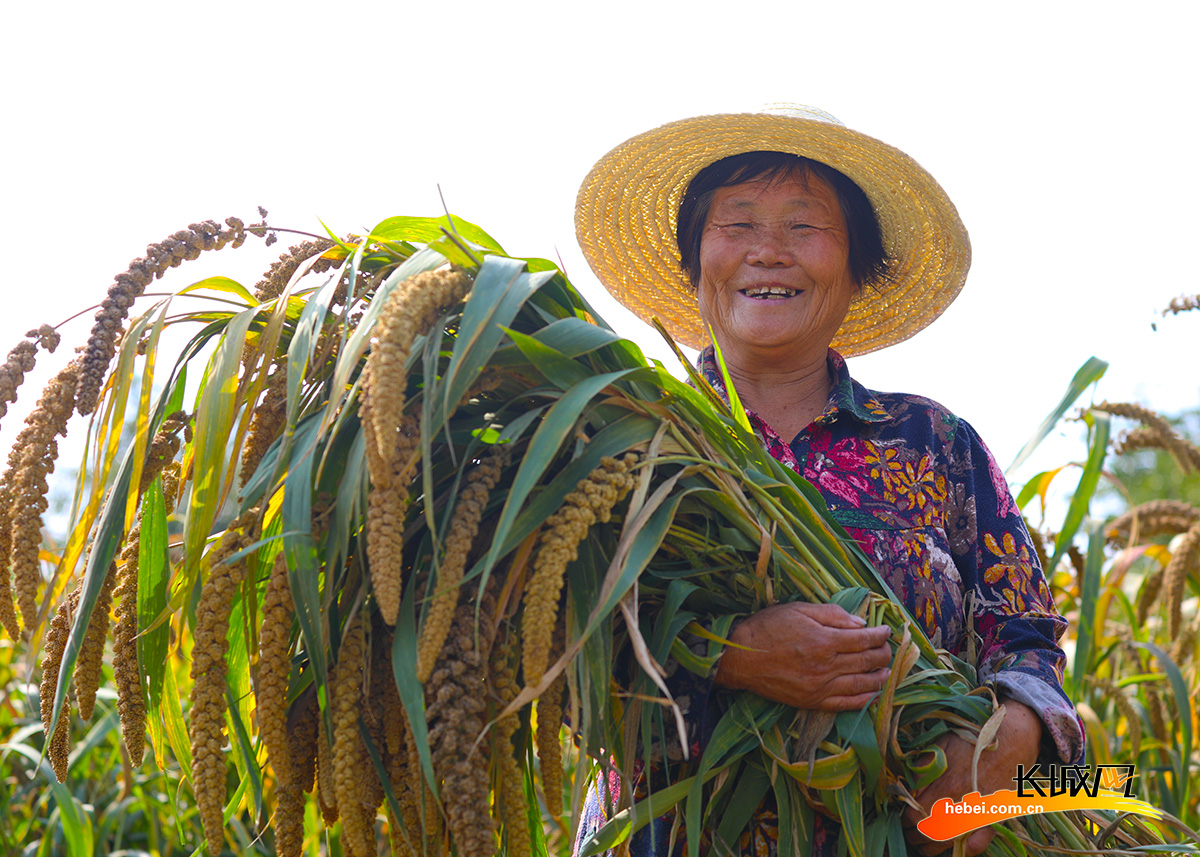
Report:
1108,499,1200,546
332,613,374,856
188,513,256,855
491,635,532,857
288,687,319,795
1144,682,1169,743
76,218,250,415
522,455,638,686
364,411,421,626
1065,545,1085,587
356,625,389,821
1163,293,1200,316
417,444,510,682
113,525,146,763
387,721,426,857
242,365,288,480
139,410,188,498
274,783,305,857
1135,566,1165,626
537,675,566,821
316,714,339,825
74,562,118,720
427,597,496,857
1170,611,1198,666
41,590,78,782
8,359,80,634
360,268,472,626
252,238,338,303
360,267,473,481
0,484,19,639
257,554,295,791
1163,522,1200,638
0,325,59,428
1095,400,1200,474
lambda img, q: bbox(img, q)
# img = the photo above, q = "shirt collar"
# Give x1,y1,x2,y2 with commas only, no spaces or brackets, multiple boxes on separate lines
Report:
696,346,894,427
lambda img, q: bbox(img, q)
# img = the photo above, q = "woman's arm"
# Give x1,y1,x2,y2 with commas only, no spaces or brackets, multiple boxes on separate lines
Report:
946,418,1084,764
902,698,1043,856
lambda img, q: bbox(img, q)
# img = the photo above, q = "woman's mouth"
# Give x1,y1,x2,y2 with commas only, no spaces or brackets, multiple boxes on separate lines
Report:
740,286,798,300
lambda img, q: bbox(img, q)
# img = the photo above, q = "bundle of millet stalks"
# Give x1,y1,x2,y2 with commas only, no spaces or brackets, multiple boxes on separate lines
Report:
4,214,1194,857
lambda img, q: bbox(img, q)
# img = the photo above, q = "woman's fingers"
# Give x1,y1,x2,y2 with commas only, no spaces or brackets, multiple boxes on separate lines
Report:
834,624,892,653
822,666,892,709
838,641,893,673
714,601,897,709
792,601,865,628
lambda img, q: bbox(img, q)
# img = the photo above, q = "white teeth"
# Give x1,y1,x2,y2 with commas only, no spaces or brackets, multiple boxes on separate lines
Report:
743,287,797,299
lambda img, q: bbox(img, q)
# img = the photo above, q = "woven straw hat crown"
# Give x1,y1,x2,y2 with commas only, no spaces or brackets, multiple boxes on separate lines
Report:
574,104,971,355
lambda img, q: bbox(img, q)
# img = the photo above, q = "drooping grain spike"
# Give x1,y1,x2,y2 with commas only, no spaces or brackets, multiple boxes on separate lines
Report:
8,359,80,635
427,594,496,857
241,365,287,480
491,634,532,857
0,325,59,428
417,444,509,682
332,613,374,857
1108,499,1200,546
316,714,339,825
188,511,257,854
0,483,18,639
113,523,146,762
522,455,638,686
139,410,188,499
536,666,566,820
359,269,474,625
287,686,319,794
1065,545,1085,588
274,783,305,857
387,721,423,857
76,218,251,415
365,413,420,625
257,554,295,788
1163,522,1200,638
1170,610,1198,666
41,590,78,782
360,267,472,482
73,561,118,720
1135,566,1164,626
253,238,337,303
161,461,182,513
1095,400,1200,474
1144,682,1168,743
1163,293,1200,316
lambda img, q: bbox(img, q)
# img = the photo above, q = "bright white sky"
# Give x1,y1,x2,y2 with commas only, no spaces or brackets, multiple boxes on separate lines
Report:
3,0,1197,500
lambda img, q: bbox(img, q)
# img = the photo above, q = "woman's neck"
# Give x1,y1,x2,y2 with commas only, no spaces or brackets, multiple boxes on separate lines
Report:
722,350,833,442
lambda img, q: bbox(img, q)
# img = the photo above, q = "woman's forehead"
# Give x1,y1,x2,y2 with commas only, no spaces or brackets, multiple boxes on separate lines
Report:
708,174,841,216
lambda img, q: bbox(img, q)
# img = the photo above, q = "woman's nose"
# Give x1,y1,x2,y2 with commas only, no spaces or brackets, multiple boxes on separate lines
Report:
746,227,795,266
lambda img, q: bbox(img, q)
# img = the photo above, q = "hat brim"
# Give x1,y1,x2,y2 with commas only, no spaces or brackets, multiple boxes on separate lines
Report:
574,111,971,356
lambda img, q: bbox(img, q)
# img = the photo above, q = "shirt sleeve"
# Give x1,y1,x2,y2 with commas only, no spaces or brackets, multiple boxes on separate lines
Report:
944,418,1085,763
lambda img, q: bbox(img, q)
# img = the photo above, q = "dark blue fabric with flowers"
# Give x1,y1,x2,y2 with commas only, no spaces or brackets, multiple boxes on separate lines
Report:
575,348,1082,857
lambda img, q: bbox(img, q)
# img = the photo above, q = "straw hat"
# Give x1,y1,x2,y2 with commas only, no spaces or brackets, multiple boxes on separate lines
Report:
574,104,971,356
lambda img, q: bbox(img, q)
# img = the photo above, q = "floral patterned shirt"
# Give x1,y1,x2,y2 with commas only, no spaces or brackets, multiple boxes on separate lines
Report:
577,348,1083,857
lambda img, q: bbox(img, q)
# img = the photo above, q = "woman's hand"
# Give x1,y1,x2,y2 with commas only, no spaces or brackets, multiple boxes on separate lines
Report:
713,602,893,710
901,699,1043,856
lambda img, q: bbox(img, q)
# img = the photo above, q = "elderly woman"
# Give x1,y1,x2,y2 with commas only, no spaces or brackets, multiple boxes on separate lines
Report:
573,106,1082,856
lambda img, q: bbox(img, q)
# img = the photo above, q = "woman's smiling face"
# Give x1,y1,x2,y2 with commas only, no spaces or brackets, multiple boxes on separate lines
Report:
696,171,855,363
